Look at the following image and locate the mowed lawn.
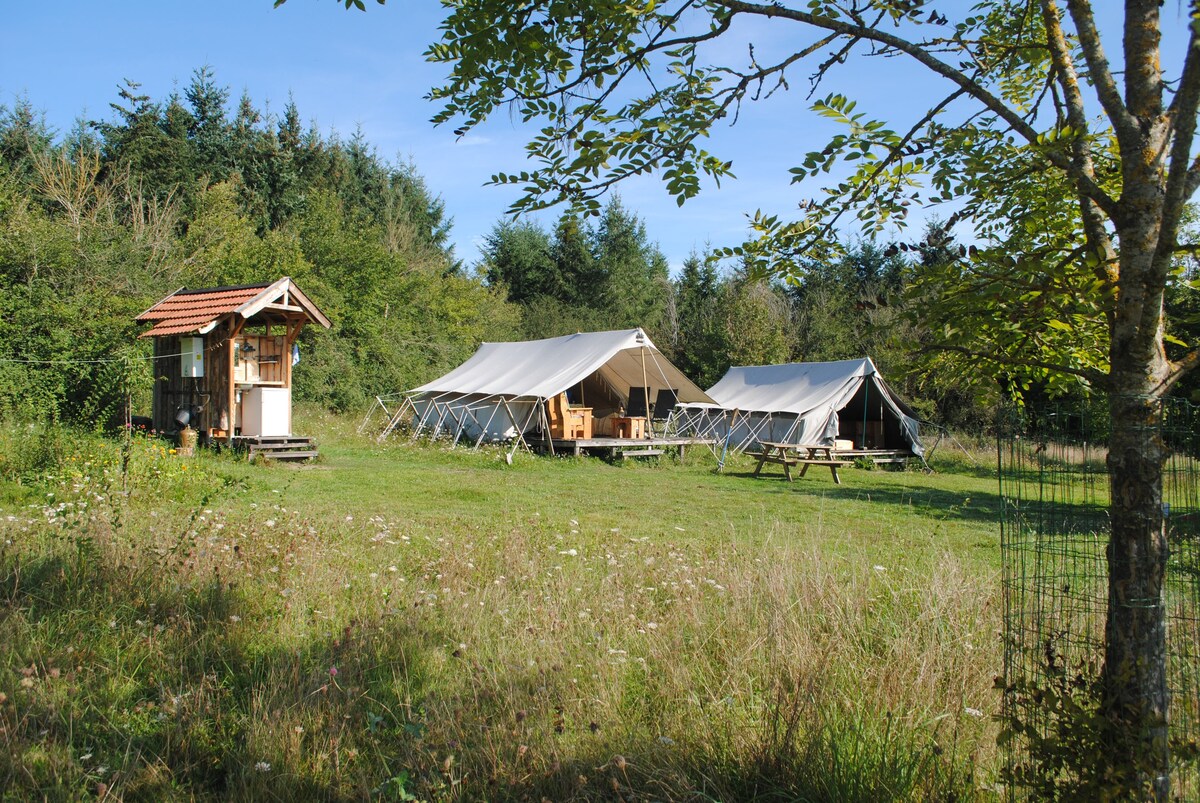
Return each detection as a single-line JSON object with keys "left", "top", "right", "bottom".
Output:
{"left": 0, "top": 410, "right": 1004, "bottom": 801}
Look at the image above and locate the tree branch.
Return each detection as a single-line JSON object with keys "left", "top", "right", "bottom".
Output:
{"left": 1158, "top": 347, "right": 1200, "bottom": 394}
{"left": 788, "top": 88, "right": 966, "bottom": 253}
{"left": 1184, "top": 152, "right": 1200, "bottom": 199}
{"left": 923, "top": 343, "right": 1111, "bottom": 388}
{"left": 535, "top": 33, "right": 839, "bottom": 205}
{"left": 533, "top": 2, "right": 719, "bottom": 101}
{"left": 1160, "top": 10, "right": 1200, "bottom": 256}
{"left": 1122, "top": 0, "right": 1165, "bottom": 119}
{"left": 1064, "top": 0, "right": 1135, "bottom": 140}
{"left": 716, "top": 0, "right": 1121, "bottom": 218}
{"left": 1041, "top": 0, "right": 1118, "bottom": 286}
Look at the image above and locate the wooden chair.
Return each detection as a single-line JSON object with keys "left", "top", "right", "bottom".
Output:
{"left": 547, "top": 393, "right": 591, "bottom": 439}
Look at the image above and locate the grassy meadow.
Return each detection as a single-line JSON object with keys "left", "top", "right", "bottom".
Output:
{"left": 0, "top": 410, "right": 1005, "bottom": 801}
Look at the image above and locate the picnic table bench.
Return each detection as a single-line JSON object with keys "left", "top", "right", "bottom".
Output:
{"left": 751, "top": 442, "right": 852, "bottom": 484}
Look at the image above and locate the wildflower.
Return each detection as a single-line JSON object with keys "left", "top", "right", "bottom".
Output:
{"left": 964, "top": 707, "right": 983, "bottom": 718}
{"left": 873, "top": 565, "right": 886, "bottom": 573}
{"left": 255, "top": 761, "right": 271, "bottom": 772}
{"left": 329, "top": 666, "right": 338, "bottom": 677}
{"left": 229, "top": 615, "right": 241, "bottom": 623}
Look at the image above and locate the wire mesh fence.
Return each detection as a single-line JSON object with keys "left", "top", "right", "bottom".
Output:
{"left": 999, "top": 396, "right": 1200, "bottom": 799}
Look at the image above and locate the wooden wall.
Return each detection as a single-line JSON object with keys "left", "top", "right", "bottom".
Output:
{"left": 148, "top": 316, "right": 303, "bottom": 441}
{"left": 150, "top": 331, "right": 232, "bottom": 439}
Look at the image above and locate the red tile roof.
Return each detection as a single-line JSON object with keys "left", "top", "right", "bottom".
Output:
{"left": 137, "top": 283, "right": 271, "bottom": 338}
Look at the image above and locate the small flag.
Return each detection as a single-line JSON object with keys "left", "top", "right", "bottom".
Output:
{"left": 292, "top": 343, "right": 301, "bottom": 366}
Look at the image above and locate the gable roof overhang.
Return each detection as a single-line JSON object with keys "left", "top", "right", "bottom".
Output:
{"left": 136, "top": 277, "right": 331, "bottom": 338}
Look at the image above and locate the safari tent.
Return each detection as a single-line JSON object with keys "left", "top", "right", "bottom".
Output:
{"left": 673, "top": 358, "right": 924, "bottom": 457}
{"left": 377, "top": 328, "right": 714, "bottom": 450}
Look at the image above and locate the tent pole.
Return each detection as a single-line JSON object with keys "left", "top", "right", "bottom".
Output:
{"left": 861, "top": 380, "right": 870, "bottom": 450}
{"left": 377, "top": 395, "right": 407, "bottom": 442}
{"left": 539, "top": 398, "right": 555, "bottom": 456}
{"left": 381, "top": 396, "right": 416, "bottom": 442}
{"left": 411, "top": 391, "right": 450, "bottom": 441}
{"left": 503, "top": 398, "right": 537, "bottom": 462}
{"left": 441, "top": 401, "right": 463, "bottom": 445}
{"left": 640, "top": 344, "right": 650, "bottom": 439}
{"left": 781, "top": 414, "right": 801, "bottom": 446}
{"left": 450, "top": 402, "right": 470, "bottom": 448}
{"left": 431, "top": 401, "right": 450, "bottom": 440}
{"left": 409, "top": 401, "right": 428, "bottom": 441}
{"left": 359, "top": 396, "right": 386, "bottom": 435}
{"left": 474, "top": 398, "right": 503, "bottom": 449}
{"left": 717, "top": 408, "right": 739, "bottom": 471}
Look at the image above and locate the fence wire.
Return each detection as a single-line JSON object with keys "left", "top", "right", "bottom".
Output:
{"left": 999, "top": 397, "right": 1200, "bottom": 799}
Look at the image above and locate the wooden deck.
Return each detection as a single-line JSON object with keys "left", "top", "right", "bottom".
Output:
{"left": 535, "top": 436, "right": 715, "bottom": 459}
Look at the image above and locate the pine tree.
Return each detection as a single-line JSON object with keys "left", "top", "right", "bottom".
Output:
{"left": 185, "top": 66, "right": 232, "bottom": 181}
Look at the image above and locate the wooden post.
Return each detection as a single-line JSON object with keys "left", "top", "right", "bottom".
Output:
{"left": 228, "top": 317, "right": 245, "bottom": 446}
{"left": 284, "top": 319, "right": 305, "bottom": 390}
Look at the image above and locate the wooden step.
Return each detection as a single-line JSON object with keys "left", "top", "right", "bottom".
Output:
{"left": 246, "top": 437, "right": 318, "bottom": 462}
{"left": 249, "top": 441, "right": 314, "bottom": 451}
{"left": 618, "top": 448, "right": 665, "bottom": 458}
{"left": 251, "top": 449, "right": 318, "bottom": 461}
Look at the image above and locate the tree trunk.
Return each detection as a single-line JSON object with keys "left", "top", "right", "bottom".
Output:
{"left": 1104, "top": 389, "right": 1171, "bottom": 799}
{"left": 1104, "top": 190, "right": 1173, "bottom": 797}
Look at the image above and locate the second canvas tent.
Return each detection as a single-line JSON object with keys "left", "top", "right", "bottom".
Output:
{"left": 673, "top": 358, "right": 924, "bottom": 456}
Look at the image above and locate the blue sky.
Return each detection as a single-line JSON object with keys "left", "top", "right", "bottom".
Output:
{"left": 1, "top": 2, "right": 1186, "bottom": 271}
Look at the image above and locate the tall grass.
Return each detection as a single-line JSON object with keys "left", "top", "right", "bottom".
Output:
{"left": 0, "top": 417, "right": 1002, "bottom": 800}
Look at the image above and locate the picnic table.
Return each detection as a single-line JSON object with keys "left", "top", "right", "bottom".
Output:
{"left": 751, "top": 442, "right": 852, "bottom": 484}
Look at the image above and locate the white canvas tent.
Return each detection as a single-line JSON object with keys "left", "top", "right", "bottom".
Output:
{"left": 673, "top": 358, "right": 924, "bottom": 456}
{"left": 379, "top": 329, "right": 714, "bottom": 450}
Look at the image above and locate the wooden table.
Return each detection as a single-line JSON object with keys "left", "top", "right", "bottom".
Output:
{"left": 752, "top": 442, "right": 851, "bottom": 484}
{"left": 611, "top": 416, "right": 648, "bottom": 439}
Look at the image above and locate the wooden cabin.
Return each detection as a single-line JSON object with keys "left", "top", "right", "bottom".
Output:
{"left": 136, "top": 277, "right": 331, "bottom": 458}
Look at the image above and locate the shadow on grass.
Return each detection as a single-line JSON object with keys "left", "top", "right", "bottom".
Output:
{"left": 721, "top": 467, "right": 1115, "bottom": 536}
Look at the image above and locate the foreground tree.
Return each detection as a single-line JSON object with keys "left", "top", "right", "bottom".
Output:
{"left": 405, "top": 0, "right": 1200, "bottom": 795}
